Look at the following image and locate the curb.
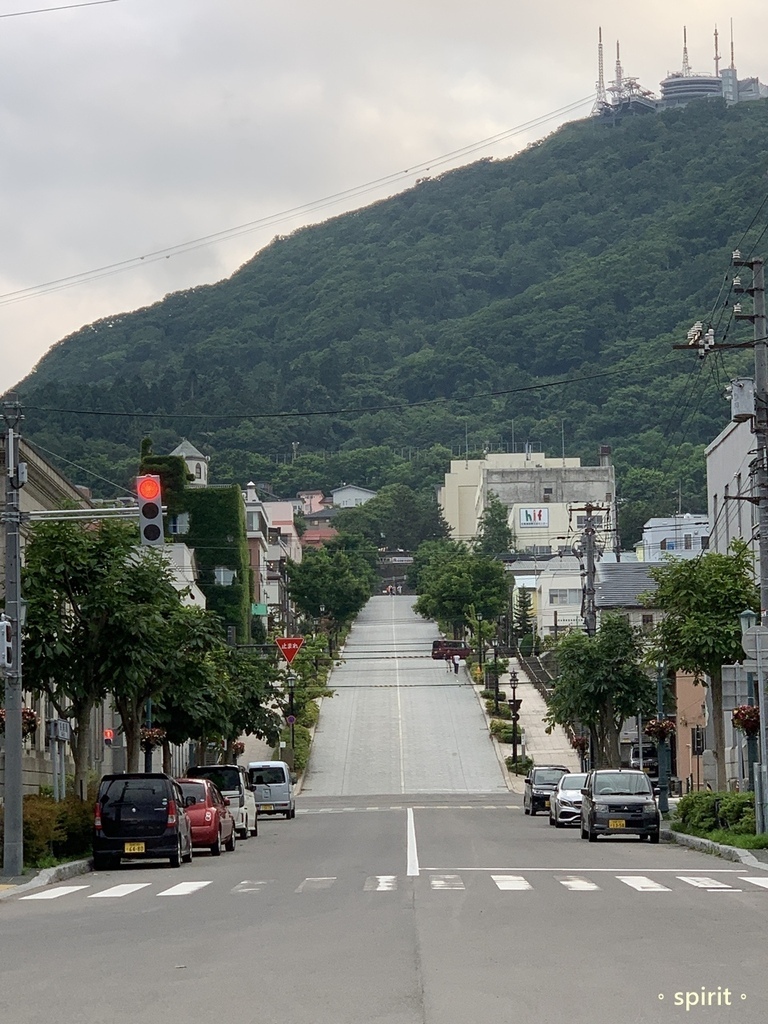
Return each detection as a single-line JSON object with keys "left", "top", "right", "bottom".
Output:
{"left": 0, "top": 857, "right": 92, "bottom": 902}
{"left": 662, "top": 827, "right": 768, "bottom": 870}
{"left": 468, "top": 673, "right": 519, "bottom": 793}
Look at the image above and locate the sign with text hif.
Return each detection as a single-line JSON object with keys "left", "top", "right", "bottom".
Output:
{"left": 275, "top": 636, "right": 305, "bottom": 665}
{"left": 519, "top": 507, "right": 549, "bottom": 528}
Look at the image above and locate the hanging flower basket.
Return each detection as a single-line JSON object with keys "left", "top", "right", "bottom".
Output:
{"left": 0, "top": 707, "right": 40, "bottom": 737}
{"left": 140, "top": 726, "right": 166, "bottom": 751}
{"left": 732, "top": 704, "right": 761, "bottom": 737}
{"left": 232, "top": 740, "right": 245, "bottom": 758}
{"left": 644, "top": 718, "right": 676, "bottom": 742}
{"left": 570, "top": 735, "right": 590, "bottom": 753}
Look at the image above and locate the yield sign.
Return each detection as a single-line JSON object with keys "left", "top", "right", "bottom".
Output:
{"left": 275, "top": 636, "right": 305, "bottom": 665}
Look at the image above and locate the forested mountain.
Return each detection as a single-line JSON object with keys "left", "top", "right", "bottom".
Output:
{"left": 13, "top": 98, "right": 767, "bottom": 539}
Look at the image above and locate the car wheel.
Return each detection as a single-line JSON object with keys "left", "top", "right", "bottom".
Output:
{"left": 530, "top": 807, "right": 537, "bottom": 817}
{"left": 524, "top": 806, "right": 530, "bottom": 816}
{"left": 587, "top": 824, "right": 597, "bottom": 843}
{"left": 555, "top": 819, "right": 564, "bottom": 829}
{"left": 580, "top": 821, "right": 588, "bottom": 840}
{"left": 224, "top": 826, "right": 236, "bottom": 852}
{"left": 649, "top": 829, "right": 660, "bottom": 845}
{"left": 170, "top": 837, "right": 182, "bottom": 868}
{"left": 549, "top": 813, "right": 555, "bottom": 826}
{"left": 210, "top": 830, "right": 222, "bottom": 856}
{"left": 239, "top": 816, "right": 249, "bottom": 840}
{"left": 250, "top": 817, "right": 258, "bottom": 837}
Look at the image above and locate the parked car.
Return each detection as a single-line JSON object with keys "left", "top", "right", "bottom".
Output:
{"left": 523, "top": 765, "right": 570, "bottom": 816}
{"left": 431, "top": 639, "right": 471, "bottom": 660}
{"left": 629, "top": 742, "right": 659, "bottom": 779}
{"left": 177, "top": 778, "right": 237, "bottom": 855}
{"left": 185, "top": 763, "right": 258, "bottom": 839}
{"left": 93, "top": 772, "right": 193, "bottom": 870}
{"left": 580, "top": 768, "right": 660, "bottom": 843}
{"left": 549, "top": 772, "right": 588, "bottom": 827}
{"left": 248, "top": 760, "right": 296, "bottom": 819}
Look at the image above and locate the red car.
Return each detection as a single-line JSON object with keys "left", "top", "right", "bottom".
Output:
{"left": 177, "top": 778, "right": 237, "bottom": 856}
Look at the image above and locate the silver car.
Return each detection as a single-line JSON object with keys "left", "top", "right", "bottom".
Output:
{"left": 549, "top": 772, "right": 588, "bottom": 828}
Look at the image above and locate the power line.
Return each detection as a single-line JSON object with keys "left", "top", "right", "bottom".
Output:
{"left": 0, "top": 0, "right": 121, "bottom": 16}
{"left": 0, "top": 95, "right": 594, "bottom": 308}
{"left": 25, "top": 369, "right": 619, "bottom": 422}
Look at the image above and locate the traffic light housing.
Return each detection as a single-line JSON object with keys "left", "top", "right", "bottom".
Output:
{"left": 136, "top": 475, "right": 164, "bottom": 546}
{"left": 0, "top": 615, "right": 12, "bottom": 670}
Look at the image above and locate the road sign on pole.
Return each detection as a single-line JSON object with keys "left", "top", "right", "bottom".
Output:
{"left": 276, "top": 637, "right": 305, "bottom": 665}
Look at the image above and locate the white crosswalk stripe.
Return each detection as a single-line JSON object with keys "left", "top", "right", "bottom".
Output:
{"left": 364, "top": 875, "right": 397, "bottom": 891}
{"left": 157, "top": 881, "right": 212, "bottom": 897}
{"left": 739, "top": 876, "right": 768, "bottom": 889}
{"left": 88, "top": 883, "right": 151, "bottom": 899}
{"left": 616, "top": 876, "right": 671, "bottom": 892}
{"left": 492, "top": 875, "right": 532, "bottom": 891}
{"left": 678, "top": 876, "right": 740, "bottom": 890}
{"left": 20, "top": 885, "right": 90, "bottom": 901}
{"left": 430, "top": 874, "right": 465, "bottom": 890}
{"left": 558, "top": 876, "right": 600, "bottom": 891}
{"left": 295, "top": 877, "right": 336, "bottom": 892}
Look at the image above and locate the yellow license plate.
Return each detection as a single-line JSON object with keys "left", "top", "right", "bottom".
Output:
{"left": 608, "top": 819, "right": 626, "bottom": 829}
{"left": 261, "top": 805, "right": 274, "bottom": 811}
{"left": 544, "top": 800, "right": 550, "bottom": 808}
{"left": 124, "top": 842, "right": 145, "bottom": 854}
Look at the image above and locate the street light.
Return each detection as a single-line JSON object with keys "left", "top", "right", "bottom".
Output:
{"left": 286, "top": 673, "right": 296, "bottom": 752}
{"left": 477, "top": 612, "right": 484, "bottom": 681}
{"left": 508, "top": 669, "right": 520, "bottom": 766}
{"left": 491, "top": 639, "right": 500, "bottom": 713}
{"left": 655, "top": 664, "right": 669, "bottom": 815}
{"left": 740, "top": 608, "right": 768, "bottom": 832}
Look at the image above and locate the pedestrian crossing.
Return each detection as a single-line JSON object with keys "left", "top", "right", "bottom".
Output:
{"left": 13, "top": 871, "right": 768, "bottom": 904}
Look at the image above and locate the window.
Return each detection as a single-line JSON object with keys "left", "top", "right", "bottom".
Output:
{"left": 684, "top": 534, "right": 692, "bottom": 550}
{"left": 168, "top": 512, "right": 189, "bottom": 536}
{"left": 660, "top": 538, "right": 675, "bottom": 551}
{"left": 701, "top": 535, "right": 709, "bottom": 550}
{"left": 575, "top": 515, "right": 603, "bottom": 528}
{"left": 549, "top": 589, "right": 581, "bottom": 606}
{"left": 195, "top": 463, "right": 202, "bottom": 479}
{"left": 642, "top": 614, "right": 654, "bottom": 632}
{"left": 214, "top": 566, "right": 236, "bottom": 586}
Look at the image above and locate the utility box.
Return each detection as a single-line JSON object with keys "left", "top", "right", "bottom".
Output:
{"left": 730, "top": 378, "right": 755, "bottom": 422}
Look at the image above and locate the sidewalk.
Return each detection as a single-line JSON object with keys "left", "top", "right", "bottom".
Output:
{"left": 472, "top": 657, "right": 581, "bottom": 793}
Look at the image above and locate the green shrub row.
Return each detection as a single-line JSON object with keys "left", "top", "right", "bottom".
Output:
{"left": 274, "top": 724, "right": 312, "bottom": 775}
{"left": 485, "top": 700, "right": 512, "bottom": 719}
{"left": 480, "top": 689, "right": 507, "bottom": 702}
{"left": 673, "top": 791, "right": 756, "bottom": 836}
{"left": 0, "top": 794, "right": 94, "bottom": 869}
{"left": 505, "top": 755, "right": 534, "bottom": 776}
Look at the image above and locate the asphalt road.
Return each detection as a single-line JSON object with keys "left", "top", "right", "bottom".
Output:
{"left": 2, "top": 597, "right": 768, "bottom": 1023}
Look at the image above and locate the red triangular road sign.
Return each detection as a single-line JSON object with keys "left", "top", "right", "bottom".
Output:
{"left": 275, "top": 636, "right": 305, "bottom": 664}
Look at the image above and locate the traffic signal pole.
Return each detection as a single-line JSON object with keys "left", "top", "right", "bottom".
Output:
{"left": 3, "top": 402, "right": 26, "bottom": 877}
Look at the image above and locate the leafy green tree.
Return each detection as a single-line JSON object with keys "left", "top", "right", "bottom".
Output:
{"left": 474, "top": 491, "right": 514, "bottom": 555}
{"left": 513, "top": 586, "right": 535, "bottom": 642}
{"left": 413, "top": 548, "right": 508, "bottom": 633}
{"left": 334, "top": 484, "right": 449, "bottom": 551}
{"left": 288, "top": 548, "right": 373, "bottom": 627}
{"left": 407, "top": 539, "right": 464, "bottom": 592}
{"left": 644, "top": 540, "right": 759, "bottom": 791}
{"left": 546, "top": 614, "right": 655, "bottom": 768}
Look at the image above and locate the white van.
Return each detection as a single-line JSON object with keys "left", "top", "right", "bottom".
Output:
{"left": 248, "top": 761, "right": 295, "bottom": 819}
{"left": 186, "top": 763, "right": 258, "bottom": 838}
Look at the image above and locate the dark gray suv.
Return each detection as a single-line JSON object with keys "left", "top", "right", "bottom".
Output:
{"left": 580, "top": 769, "right": 660, "bottom": 843}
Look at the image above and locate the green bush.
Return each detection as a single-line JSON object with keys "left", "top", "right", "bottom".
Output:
{"left": 489, "top": 718, "right": 522, "bottom": 740}
{"left": 673, "top": 791, "right": 757, "bottom": 837}
{"left": 274, "top": 724, "right": 312, "bottom": 775}
{"left": 505, "top": 755, "right": 534, "bottom": 775}
{"left": 53, "top": 796, "right": 95, "bottom": 859}
{"left": 296, "top": 699, "right": 320, "bottom": 729}
{"left": 480, "top": 689, "right": 506, "bottom": 702}
{"left": 486, "top": 700, "right": 511, "bottom": 719}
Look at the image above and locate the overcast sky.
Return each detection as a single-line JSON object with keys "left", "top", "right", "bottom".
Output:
{"left": 2, "top": 0, "right": 767, "bottom": 392}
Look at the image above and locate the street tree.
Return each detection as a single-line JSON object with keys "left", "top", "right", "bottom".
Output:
{"left": 644, "top": 540, "right": 759, "bottom": 791}
{"left": 22, "top": 519, "right": 142, "bottom": 796}
{"left": 474, "top": 491, "right": 514, "bottom": 556}
{"left": 546, "top": 613, "right": 655, "bottom": 768}
{"left": 288, "top": 547, "right": 373, "bottom": 627}
{"left": 413, "top": 549, "right": 508, "bottom": 633}
{"left": 513, "top": 585, "right": 535, "bottom": 644}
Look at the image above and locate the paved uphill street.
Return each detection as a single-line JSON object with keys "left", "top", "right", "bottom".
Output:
{"left": 2, "top": 597, "right": 768, "bottom": 1024}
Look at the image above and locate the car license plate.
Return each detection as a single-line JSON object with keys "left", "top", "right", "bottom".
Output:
{"left": 124, "top": 842, "right": 145, "bottom": 853}
{"left": 544, "top": 800, "right": 550, "bottom": 808}
{"left": 261, "top": 804, "right": 274, "bottom": 811}
{"left": 608, "top": 819, "right": 626, "bottom": 829}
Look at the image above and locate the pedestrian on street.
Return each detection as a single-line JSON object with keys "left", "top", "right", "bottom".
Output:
{"left": 452, "top": 653, "right": 460, "bottom": 675}
{"left": 445, "top": 653, "right": 451, "bottom": 672}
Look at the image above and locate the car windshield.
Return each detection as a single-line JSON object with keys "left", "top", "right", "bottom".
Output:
{"left": 251, "top": 767, "right": 286, "bottom": 786}
{"left": 631, "top": 745, "right": 656, "bottom": 759}
{"left": 189, "top": 766, "right": 241, "bottom": 792}
{"left": 179, "top": 782, "right": 208, "bottom": 804}
{"left": 532, "top": 769, "right": 567, "bottom": 786}
{"left": 560, "top": 774, "right": 587, "bottom": 790}
{"left": 593, "top": 773, "right": 653, "bottom": 796}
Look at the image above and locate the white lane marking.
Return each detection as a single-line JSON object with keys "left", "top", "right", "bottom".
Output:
{"left": 492, "top": 875, "right": 532, "bottom": 891}
{"left": 157, "top": 881, "right": 212, "bottom": 897}
{"left": 88, "top": 883, "right": 151, "bottom": 899}
{"left": 678, "top": 876, "right": 739, "bottom": 890}
{"left": 430, "top": 874, "right": 465, "bottom": 890}
{"left": 295, "top": 877, "right": 336, "bottom": 892}
{"left": 364, "top": 875, "right": 397, "bottom": 891}
{"left": 558, "top": 876, "right": 600, "bottom": 891}
{"left": 392, "top": 604, "right": 405, "bottom": 793}
{"left": 617, "top": 876, "right": 671, "bottom": 892}
{"left": 420, "top": 867, "right": 740, "bottom": 872}
{"left": 20, "top": 885, "right": 89, "bottom": 901}
{"left": 406, "top": 807, "right": 420, "bottom": 877}
{"left": 740, "top": 877, "right": 768, "bottom": 889}
{"left": 231, "top": 880, "right": 273, "bottom": 893}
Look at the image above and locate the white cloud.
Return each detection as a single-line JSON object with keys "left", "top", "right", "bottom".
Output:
{"left": 1, "top": 0, "right": 767, "bottom": 388}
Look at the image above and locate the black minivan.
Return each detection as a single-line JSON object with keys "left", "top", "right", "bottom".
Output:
{"left": 93, "top": 773, "right": 193, "bottom": 870}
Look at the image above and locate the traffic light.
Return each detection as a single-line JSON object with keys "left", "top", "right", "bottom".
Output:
{"left": 136, "top": 475, "right": 164, "bottom": 546}
{"left": 0, "top": 615, "right": 12, "bottom": 670}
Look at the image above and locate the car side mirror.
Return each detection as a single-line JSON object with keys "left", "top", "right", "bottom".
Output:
{"left": 291, "top": 774, "right": 298, "bottom": 785}
{"left": 185, "top": 796, "right": 195, "bottom": 807}
{"left": 581, "top": 788, "right": 588, "bottom": 796}
{"left": 653, "top": 787, "right": 660, "bottom": 797}
{"left": 224, "top": 797, "right": 231, "bottom": 805}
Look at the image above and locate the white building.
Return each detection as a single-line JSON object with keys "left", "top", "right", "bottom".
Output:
{"left": 330, "top": 484, "right": 377, "bottom": 507}
{"left": 169, "top": 438, "right": 209, "bottom": 487}
{"left": 638, "top": 514, "right": 710, "bottom": 561}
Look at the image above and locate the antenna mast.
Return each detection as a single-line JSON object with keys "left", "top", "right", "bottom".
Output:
{"left": 730, "top": 17, "right": 735, "bottom": 69}
{"left": 592, "top": 26, "right": 607, "bottom": 112}
{"left": 714, "top": 24, "right": 721, "bottom": 76}
{"left": 614, "top": 40, "right": 623, "bottom": 93}
{"left": 682, "top": 26, "right": 691, "bottom": 76}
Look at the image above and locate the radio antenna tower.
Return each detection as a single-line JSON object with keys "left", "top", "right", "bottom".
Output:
{"left": 592, "top": 26, "right": 607, "bottom": 113}
{"left": 682, "top": 26, "right": 691, "bottom": 76}
{"left": 714, "top": 24, "right": 721, "bottom": 76}
{"left": 614, "top": 39, "right": 624, "bottom": 93}
{"left": 729, "top": 17, "right": 735, "bottom": 69}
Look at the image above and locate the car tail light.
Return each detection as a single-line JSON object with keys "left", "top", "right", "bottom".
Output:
{"left": 94, "top": 802, "right": 102, "bottom": 829}
{"left": 167, "top": 800, "right": 178, "bottom": 826}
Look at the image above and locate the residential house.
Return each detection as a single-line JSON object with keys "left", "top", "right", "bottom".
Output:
{"left": 330, "top": 484, "right": 377, "bottom": 507}
{"left": 637, "top": 514, "right": 709, "bottom": 561}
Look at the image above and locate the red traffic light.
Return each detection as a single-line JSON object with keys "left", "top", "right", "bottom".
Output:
{"left": 137, "top": 476, "right": 161, "bottom": 500}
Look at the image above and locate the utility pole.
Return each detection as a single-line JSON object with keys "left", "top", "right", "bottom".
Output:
{"left": 733, "top": 254, "right": 768, "bottom": 619}
{"left": 572, "top": 502, "right": 607, "bottom": 638}
{"left": 2, "top": 399, "right": 27, "bottom": 877}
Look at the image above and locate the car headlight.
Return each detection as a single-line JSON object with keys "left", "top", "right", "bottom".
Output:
{"left": 532, "top": 789, "right": 548, "bottom": 797}
{"left": 595, "top": 803, "right": 611, "bottom": 812}
{"left": 642, "top": 801, "right": 657, "bottom": 811}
